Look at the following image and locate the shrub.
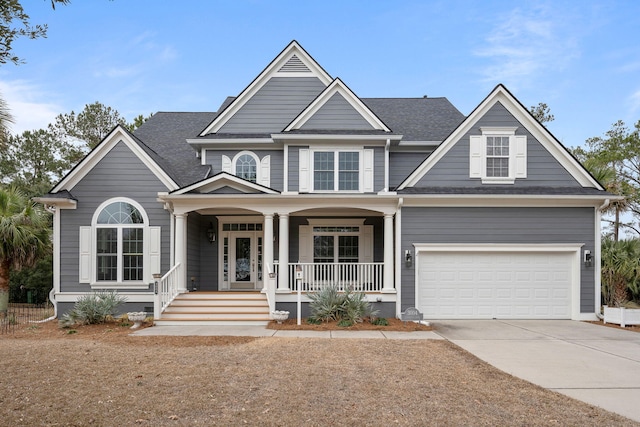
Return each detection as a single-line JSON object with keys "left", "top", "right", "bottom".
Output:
{"left": 308, "top": 285, "right": 378, "bottom": 324}
{"left": 601, "top": 238, "right": 640, "bottom": 307}
{"left": 371, "top": 317, "right": 389, "bottom": 326}
{"left": 59, "top": 291, "right": 128, "bottom": 327}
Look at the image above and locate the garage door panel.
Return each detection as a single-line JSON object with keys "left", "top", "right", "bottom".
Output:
{"left": 418, "top": 251, "right": 572, "bottom": 319}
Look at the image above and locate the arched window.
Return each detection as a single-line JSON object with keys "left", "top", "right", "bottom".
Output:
{"left": 95, "top": 200, "right": 146, "bottom": 282}
{"left": 235, "top": 153, "right": 257, "bottom": 182}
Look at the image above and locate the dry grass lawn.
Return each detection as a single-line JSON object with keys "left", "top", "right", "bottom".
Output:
{"left": 1, "top": 320, "right": 638, "bottom": 426}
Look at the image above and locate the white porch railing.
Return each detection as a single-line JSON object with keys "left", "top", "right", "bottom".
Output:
{"left": 278, "top": 262, "right": 384, "bottom": 292}
{"left": 153, "top": 263, "right": 181, "bottom": 319}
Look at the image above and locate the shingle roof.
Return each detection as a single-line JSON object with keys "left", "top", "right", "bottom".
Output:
{"left": 132, "top": 97, "right": 465, "bottom": 187}
{"left": 133, "top": 112, "right": 217, "bottom": 187}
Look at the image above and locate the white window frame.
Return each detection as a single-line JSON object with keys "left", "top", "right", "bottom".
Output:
{"left": 81, "top": 197, "right": 160, "bottom": 289}
{"left": 299, "top": 218, "right": 373, "bottom": 263}
{"left": 470, "top": 127, "right": 526, "bottom": 184}
{"left": 222, "top": 151, "right": 271, "bottom": 187}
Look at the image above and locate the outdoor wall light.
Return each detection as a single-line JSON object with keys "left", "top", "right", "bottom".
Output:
{"left": 190, "top": 276, "right": 197, "bottom": 291}
{"left": 584, "top": 250, "right": 593, "bottom": 267}
{"left": 405, "top": 250, "right": 412, "bottom": 267}
{"left": 207, "top": 222, "right": 216, "bottom": 243}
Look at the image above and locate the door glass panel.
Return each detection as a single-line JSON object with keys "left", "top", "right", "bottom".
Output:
{"left": 235, "top": 237, "right": 251, "bottom": 281}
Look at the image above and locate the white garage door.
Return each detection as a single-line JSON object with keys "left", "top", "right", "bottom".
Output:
{"left": 418, "top": 251, "right": 573, "bottom": 319}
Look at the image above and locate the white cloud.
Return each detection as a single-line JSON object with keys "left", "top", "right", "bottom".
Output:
{"left": 473, "top": 5, "right": 580, "bottom": 88}
{"left": 0, "top": 80, "right": 63, "bottom": 135}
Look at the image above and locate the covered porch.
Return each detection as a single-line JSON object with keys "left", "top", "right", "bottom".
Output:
{"left": 154, "top": 192, "right": 399, "bottom": 321}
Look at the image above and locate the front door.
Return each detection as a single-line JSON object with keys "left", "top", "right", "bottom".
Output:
{"left": 229, "top": 232, "right": 261, "bottom": 290}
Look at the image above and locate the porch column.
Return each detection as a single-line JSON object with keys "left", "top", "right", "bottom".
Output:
{"left": 262, "top": 213, "right": 274, "bottom": 292}
{"left": 382, "top": 213, "right": 395, "bottom": 293}
{"left": 278, "top": 213, "right": 290, "bottom": 291}
{"left": 174, "top": 212, "right": 188, "bottom": 293}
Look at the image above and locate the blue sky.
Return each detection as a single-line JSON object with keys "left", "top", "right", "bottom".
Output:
{"left": 2, "top": 0, "right": 639, "bottom": 149}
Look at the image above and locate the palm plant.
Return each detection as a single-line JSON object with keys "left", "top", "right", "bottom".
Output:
{"left": 601, "top": 238, "right": 640, "bottom": 307}
{"left": 0, "top": 186, "right": 51, "bottom": 318}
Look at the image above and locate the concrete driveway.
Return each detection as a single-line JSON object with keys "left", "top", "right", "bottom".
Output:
{"left": 434, "top": 320, "right": 640, "bottom": 423}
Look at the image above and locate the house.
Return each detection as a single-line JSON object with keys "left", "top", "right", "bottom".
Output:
{"left": 36, "top": 41, "right": 611, "bottom": 324}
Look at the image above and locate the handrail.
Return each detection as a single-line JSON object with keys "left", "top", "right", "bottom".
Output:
{"left": 153, "top": 263, "right": 181, "bottom": 319}
{"left": 287, "top": 262, "right": 384, "bottom": 292}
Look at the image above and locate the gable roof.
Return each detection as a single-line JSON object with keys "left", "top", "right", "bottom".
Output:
{"left": 171, "top": 172, "right": 279, "bottom": 195}
{"left": 397, "top": 84, "right": 604, "bottom": 190}
{"left": 52, "top": 125, "right": 179, "bottom": 193}
{"left": 284, "top": 78, "right": 391, "bottom": 132}
{"left": 199, "top": 40, "right": 333, "bottom": 136}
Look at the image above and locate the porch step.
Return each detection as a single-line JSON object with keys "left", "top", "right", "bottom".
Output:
{"left": 155, "top": 291, "right": 271, "bottom": 326}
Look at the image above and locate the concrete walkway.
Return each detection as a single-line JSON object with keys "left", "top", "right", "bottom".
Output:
{"left": 132, "top": 325, "right": 443, "bottom": 340}
{"left": 433, "top": 320, "right": 640, "bottom": 423}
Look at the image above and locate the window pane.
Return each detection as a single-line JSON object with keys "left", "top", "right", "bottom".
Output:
{"left": 313, "top": 235, "right": 334, "bottom": 263}
{"left": 486, "top": 158, "right": 509, "bottom": 177}
{"left": 338, "top": 236, "right": 359, "bottom": 262}
{"left": 236, "top": 154, "right": 257, "bottom": 182}
{"left": 96, "top": 228, "right": 117, "bottom": 281}
{"left": 314, "top": 152, "right": 334, "bottom": 190}
{"left": 338, "top": 152, "right": 359, "bottom": 190}
{"left": 123, "top": 228, "right": 143, "bottom": 281}
{"left": 97, "top": 202, "right": 143, "bottom": 224}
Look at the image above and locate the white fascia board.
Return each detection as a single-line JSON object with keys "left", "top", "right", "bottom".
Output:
{"left": 272, "top": 133, "right": 400, "bottom": 142}
{"left": 200, "top": 41, "right": 333, "bottom": 136}
{"left": 398, "top": 85, "right": 603, "bottom": 190}
{"left": 397, "top": 140, "right": 441, "bottom": 147}
{"left": 187, "top": 138, "right": 275, "bottom": 146}
{"left": 32, "top": 197, "right": 77, "bottom": 209}
{"left": 413, "top": 243, "right": 584, "bottom": 253}
{"left": 172, "top": 173, "right": 279, "bottom": 195}
{"left": 400, "top": 193, "right": 610, "bottom": 208}
{"left": 52, "top": 126, "right": 179, "bottom": 192}
{"left": 284, "top": 78, "right": 391, "bottom": 132}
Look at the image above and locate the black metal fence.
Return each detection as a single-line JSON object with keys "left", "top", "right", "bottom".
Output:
{"left": 0, "top": 287, "right": 54, "bottom": 334}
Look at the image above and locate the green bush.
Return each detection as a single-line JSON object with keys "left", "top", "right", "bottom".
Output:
{"left": 601, "top": 238, "right": 640, "bottom": 306}
{"left": 371, "top": 317, "right": 389, "bottom": 326}
{"left": 308, "top": 285, "right": 378, "bottom": 324}
{"left": 59, "top": 291, "right": 127, "bottom": 327}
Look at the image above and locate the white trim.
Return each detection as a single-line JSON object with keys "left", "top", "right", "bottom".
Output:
{"left": 55, "top": 292, "right": 154, "bottom": 303}
{"left": 90, "top": 197, "right": 152, "bottom": 287}
{"left": 53, "top": 126, "right": 178, "bottom": 192}
{"left": 398, "top": 85, "right": 603, "bottom": 190}
{"left": 284, "top": 78, "right": 390, "bottom": 132}
{"left": 308, "top": 147, "right": 365, "bottom": 193}
{"left": 231, "top": 150, "right": 260, "bottom": 182}
{"left": 272, "top": 133, "right": 399, "bottom": 141}
{"left": 171, "top": 172, "right": 278, "bottom": 195}
{"left": 400, "top": 193, "right": 610, "bottom": 208}
{"left": 200, "top": 41, "right": 333, "bottom": 136}
{"left": 413, "top": 243, "right": 583, "bottom": 320}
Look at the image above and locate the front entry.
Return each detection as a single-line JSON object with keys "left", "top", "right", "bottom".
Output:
{"left": 219, "top": 222, "right": 263, "bottom": 291}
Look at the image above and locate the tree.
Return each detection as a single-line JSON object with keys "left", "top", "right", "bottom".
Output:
{"left": 576, "top": 120, "right": 640, "bottom": 239}
{"left": 49, "top": 101, "right": 128, "bottom": 152}
{"left": 0, "top": 0, "right": 70, "bottom": 65}
{"left": 127, "top": 113, "right": 154, "bottom": 132}
{"left": 529, "top": 102, "right": 555, "bottom": 124}
{"left": 0, "top": 186, "right": 50, "bottom": 318}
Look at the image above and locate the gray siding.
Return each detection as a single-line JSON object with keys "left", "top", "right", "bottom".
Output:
{"left": 300, "top": 93, "right": 375, "bottom": 130}
{"left": 389, "top": 151, "right": 432, "bottom": 189}
{"left": 288, "top": 146, "right": 303, "bottom": 192}
{"left": 368, "top": 146, "right": 385, "bottom": 192}
{"left": 187, "top": 213, "right": 201, "bottom": 291}
{"left": 205, "top": 150, "right": 284, "bottom": 191}
{"left": 400, "top": 207, "right": 596, "bottom": 313}
{"left": 218, "top": 77, "right": 326, "bottom": 133}
{"left": 415, "top": 102, "right": 581, "bottom": 188}
{"left": 60, "top": 141, "right": 171, "bottom": 293}
{"left": 198, "top": 215, "right": 218, "bottom": 291}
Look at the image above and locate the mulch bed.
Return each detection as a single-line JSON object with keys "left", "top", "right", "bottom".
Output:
{"left": 267, "top": 317, "right": 432, "bottom": 331}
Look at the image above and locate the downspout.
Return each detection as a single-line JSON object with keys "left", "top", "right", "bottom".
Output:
{"left": 384, "top": 138, "right": 390, "bottom": 192}
{"left": 595, "top": 198, "right": 610, "bottom": 320}
{"left": 40, "top": 204, "right": 58, "bottom": 322}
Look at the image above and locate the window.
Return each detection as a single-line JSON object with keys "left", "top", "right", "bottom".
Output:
{"left": 235, "top": 154, "right": 257, "bottom": 182}
{"left": 313, "top": 151, "right": 360, "bottom": 191}
{"left": 96, "top": 201, "right": 144, "bottom": 282}
{"left": 469, "top": 127, "right": 527, "bottom": 184}
{"left": 80, "top": 198, "right": 160, "bottom": 288}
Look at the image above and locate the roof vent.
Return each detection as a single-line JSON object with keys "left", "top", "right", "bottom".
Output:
{"left": 278, "top": 54, "right": 311, "bottom": 73}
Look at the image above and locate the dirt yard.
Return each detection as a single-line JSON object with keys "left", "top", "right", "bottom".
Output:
{"left": 1, "top": 320, "right": 637, "bottom": 426}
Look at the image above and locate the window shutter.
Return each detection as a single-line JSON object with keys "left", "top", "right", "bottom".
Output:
{"left": 514, "top": 135, "right": 527, "bottom": 178}
{"left": 260, "top": 155, "right": 271, "bottom": 188}
{"left": 361, "top": 225, "right": 373, "bottom": 262}
{"left": 79, "top": 226, "right": 91, "bottom": 283}
{"left": 299, "top": 149, "right": 310, "bottom": 192}
{"left": 149, "top": 226, "right": 161, "bottom": 280}
{"left": 298, "top": 225, "right": 311, "bottom": 263}
{"left": 469, "top": 135, "right": 483, "bottom": 178}
{"left": 363, "top": 149, "right": 374, "bottom": 192}
{"left": 222, "top": 155, "right": 232, "bottom": 173}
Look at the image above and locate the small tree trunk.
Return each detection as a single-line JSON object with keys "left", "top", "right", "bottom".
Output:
{"left": 614, "top": 207, "right": 620, "bottom": 242}
{"left": 0, "top": 259, "right": 10, "bottom": 319}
